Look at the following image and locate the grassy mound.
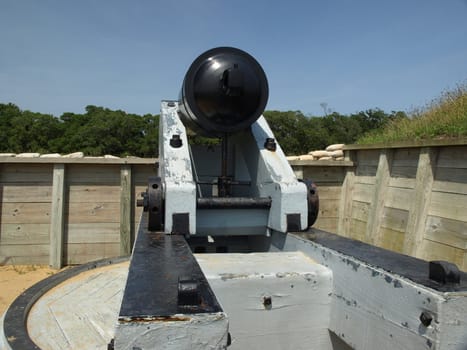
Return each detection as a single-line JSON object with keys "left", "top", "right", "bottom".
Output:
{"left": 357, "top": 84, "right": 467, "bottom": 144}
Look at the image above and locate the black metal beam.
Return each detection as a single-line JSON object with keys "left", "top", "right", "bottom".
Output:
{"left": 118, "top": 213, "right": 222, "bottom": 320}
{"left": 197, "top": 197, "right": 271, "bottom": 209}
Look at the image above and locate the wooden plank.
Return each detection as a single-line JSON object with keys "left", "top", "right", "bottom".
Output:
{"left": 66, "top": 202, "right": 120, "bottom": 223}
{"left": 66, "top": 164, "right": 120, "bottom": 184}
{"left": 64, "top": 243, "right": 120, "bottom": 264}
{"left": 354, "top": 165, "right": 377, "bottom": 185}
{"left": 0, "top": 224, "right": 50, "bottom": 244}
{"left": 314, "top": 185, "right": 342, "bottom": 200}
{"left": 68, "top": 185, "right": 120, "bottom": 202}
{"left": 437, "top": 145, "right": 467, "bottom": 168}
{"left": 356, "top": 149, "right": 380, "bottom": 166}
{"left": 318, "top": 199, "right": 339, "bottom": 217}
{"left": 388, "top": 174, "right": 415, "bottom": 190}
{"left": 313, "top": 217, "right": 338, "bottom": 233}
{"left": 365, "top": 149, "right": 393, "bottom": 245}
{"left": 66, "top": 223, "right": 120, "bottom": 244}
{"left": 0, "top": 244, "right": 49, "bottom": 265}
{"left": 380, "top": 227, "right": 405, "bottom": 254}
{"left": 424, "top": 216, "right": 467, "bottom": 250}
{"left": 0, "top": 157, "right": 157, "bottom": 165}
{"left": 419, "top": 239, "right": 465, "bottom": 270}
{"left": 27, "top": 262, "right": 128, "bottom": 349}
{"left": 1, "top": 184, "right": 53, "bottom": 203}
{"left": 50, "top": 163, "right": 66, "bottom": 269}
{"left": 132, "top": 164, "right": 157, "bottom": 184}
{"left": 432, "top": 167, "right": 467, "bottom": 195}
{"left": 403, "top": 148, "right": 438, "bottom": 257}
{"left": 120, "top": 165, "right": 132, "bottom": 255}
{"left": 0, "top": 163, "right": 53, "bottom": 183}
{"left": 389, "top": 163, "right": 417, "bottom": 189}
{"left": 381, "top": 207, "right": 409, "bottom": 233}
{"left": 392, "top": 148, "right": 420, "bottom": 167}
{"left": 429, "top": 191, "right": 467, "bottom": 222}
{"left": 384, "top": 187, "right": 413, "bottom": 211}
{"left": 288, "top": 159, "right": 354, "bottom": 167}
{"left": 302, "top": 166, "right": 346, "bottom": 183}
{"left": 353, "top": 183, "right": 374, "bottom": 203}
{"left": 337, "top": 162, "right": 355, "bottom": 237}
{"left": 1, "top": 203, "right": 51, "bottom": 224}
{"left": 348, "top": 219, "right": 367, "bottom": 242}
{"left": 350, "top": 200, "right": 370, "bottom": 223}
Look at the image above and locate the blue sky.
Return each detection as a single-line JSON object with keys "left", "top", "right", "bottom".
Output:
{"left": 1, "top": 0, "right": 467, "bottom": 117}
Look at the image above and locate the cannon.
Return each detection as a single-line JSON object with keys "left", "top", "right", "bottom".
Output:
{"left": 141, "top": 46, "right": 318, "bottom": 235}
{"left": 3, "top": 47, "right": 467, "bottom": 350}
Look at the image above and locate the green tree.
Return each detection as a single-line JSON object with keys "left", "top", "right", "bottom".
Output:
{"left": 264, "top": 110, "right": 313, "bottom": 155}
{"left": 0, "top": 103, "right": 61, "bottom": 153}
{"left": 53, "top": 106, "right": 159, "bottom": 157}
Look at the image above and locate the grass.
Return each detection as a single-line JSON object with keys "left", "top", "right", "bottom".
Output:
{"left": 357, "top": 83, "right": 467, "bottom": 144}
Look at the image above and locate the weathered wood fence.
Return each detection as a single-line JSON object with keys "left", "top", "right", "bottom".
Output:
{"left": 1, "top": 139, "right": 466, "bottom": 271}
{"left": 0, "top": 157, "right": 156, "bottom": 268}
{"left": 291, "top": 139, "right": 467, "bottom": 271}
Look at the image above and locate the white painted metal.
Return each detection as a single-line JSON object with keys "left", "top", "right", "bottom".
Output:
{"left": 196, "top": 209, "right": 269, "bottom": 236}
{"left": 114, "top": 313, "right": 229, "bottom": 350}
{"left": 160, "top": 105, "right": 308, "bottom": 236}
{"left": 274, "top": 233, "right": 467, "bottom": 350}
{"left": 252, "top": 117, "right": 308, "bottom": 232}
{"left": 159, "top": 101, "right": 196, "bottom": 234}
{"left": 234, "top": 116, "right": 308, "bottom": 233}
{"left": 2, "top": 236, "right": 466, "bottom": 349}
{"left": 196, "top": 252, "right": 334, "bottom": 350}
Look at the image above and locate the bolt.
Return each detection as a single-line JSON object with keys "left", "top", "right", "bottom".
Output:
{"left": 170, "top": 134, "right": 183, "bottom": 148}
{"left": 420, "top": 311, "right": 433, "bottom": 327}
{"left": 178, "top": 278, "right": 199, "bottom": 306}
{"left": 263, "top": 296, "right": 272, "bottom": 310}
{"left": 264, "top": 138, "right": 277, "bottom": 151}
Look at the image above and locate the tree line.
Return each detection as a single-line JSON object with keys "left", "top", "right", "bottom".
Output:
{"left": 0, "top": 103, "right": 407, "bottom": 157}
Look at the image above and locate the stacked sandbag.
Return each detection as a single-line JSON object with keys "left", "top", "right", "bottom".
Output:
{"left": 286, "top": 154, "right": 315, "bottom": 161}
{"left": 0, "top": 152, "right": 124, "bottom": 159}
{"left": 326, "top": 143, "right": 345, "bottom": 160}
{"left": 286, "top": 144, "right": 345, "bottom": 162}
{"left": 309, "top": 144, "right": 345, "bottom": 161}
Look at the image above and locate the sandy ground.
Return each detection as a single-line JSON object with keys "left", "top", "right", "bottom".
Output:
{"left": 0, "top": 265, "right": 59, "bottom": 315}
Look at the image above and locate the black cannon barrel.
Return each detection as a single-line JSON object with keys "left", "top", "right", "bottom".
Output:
{"left": 179, "top": 47, "right": 269, "bottom": 136}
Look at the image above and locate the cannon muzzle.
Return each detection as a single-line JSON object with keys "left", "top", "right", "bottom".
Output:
{"left": 179, "top": 47, "right": 269, "bottom": 136}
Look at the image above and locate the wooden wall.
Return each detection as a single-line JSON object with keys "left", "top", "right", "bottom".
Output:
{"left": 338, "top": 141, "right": 467, "bottom": 271}
{"left": 0, "top": 163, "right": 53, "bottom": 265}
{"left": 0, "top": 158, "right": 157, "bottom": 267}
{"left": 291, "top": 140, "right": 467, "bottom": 271}
{"left": 291, "top": 160, "right": 353, "bottom": 233}
{"left": 1, "top": 140, "right": 466, "bottom": 272}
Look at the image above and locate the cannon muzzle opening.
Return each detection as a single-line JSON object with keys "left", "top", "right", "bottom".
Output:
{"left": 179, "top": 47, "right": 269, "bottom": 136}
